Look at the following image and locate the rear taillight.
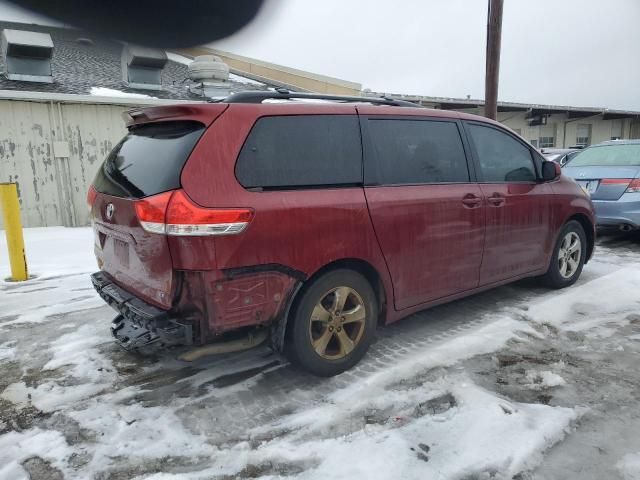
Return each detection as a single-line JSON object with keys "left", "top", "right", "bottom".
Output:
{"left": 134, "top": 189, "right": 254, "bottom": 236}
{"left": 87, "top": 185, "right": 98, "bottom": 212}
{"left": 626, "top": 179, "right": 640, "bottom": 193}
{"left": 601, "top": 178, "right": 632, "bottom": 185}
{"left": 134, "top": 191, "right": 173, "bottom": 234}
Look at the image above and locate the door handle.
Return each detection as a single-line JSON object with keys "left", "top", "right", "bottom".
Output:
{"left": 487, "top": 193, "right": 505, "bottom": 206}
{"left": 462, "top": 194, "right": 482, "bottom": 208}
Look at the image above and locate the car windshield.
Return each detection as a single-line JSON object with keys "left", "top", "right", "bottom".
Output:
{"left": 543, "top": 153, "right": 562, "bottom": 162}
{"left": 568, "top": 144, "right": 640, "bottom": 167}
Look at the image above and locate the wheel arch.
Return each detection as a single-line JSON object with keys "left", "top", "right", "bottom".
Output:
{"left": 566, "top": 213, "right": 595, "bottom": 262}
{"left": 274, "top": 258, "right": 389, "bottom": 352}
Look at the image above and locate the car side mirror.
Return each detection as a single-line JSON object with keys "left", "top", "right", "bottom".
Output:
{"left": 542, "top": 160, "right": 561, "bottom": 182}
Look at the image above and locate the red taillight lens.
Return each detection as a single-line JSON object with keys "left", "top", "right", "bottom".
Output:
{"left": 626, "top": 179, "right": 640, "bottom": 193}
{"left": 134, "top": 189, "right": 253, "bottom": 236}
{"left": 87, "top": 185, "right": 98, "bottom": 212}
{"left": 601, "top": 178, "right": 632, "bottom": 185}
{"left": 134, "top": 191, "right": 173, "bottom": 234}
{"left": 165, "top": 190, "right": 253, "bottom": 236}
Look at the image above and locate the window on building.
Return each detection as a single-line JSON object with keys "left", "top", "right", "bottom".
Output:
{"left": 236, "top": 115, "right": 362, "bottom": 189}
{"left": 538, "top": 124, "right": 556, "bottom": 148}
{"left": 466, "top": 123, "right": 537, "bottom": 183}
{"left": 611, "top": 120, "right": 624, "bottom": 140}
{"left": 364, "top": 119, "right": 469, "bottom": 185}
{"left": 576, "top": 124, "right": 592, "bottom": 147}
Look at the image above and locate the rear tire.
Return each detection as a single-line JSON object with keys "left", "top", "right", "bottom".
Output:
{"left": 541, "top": 220, "right": 587, "bottom": 289}
{"left": 286, "top": 269, "right": 377, "bottom": 377}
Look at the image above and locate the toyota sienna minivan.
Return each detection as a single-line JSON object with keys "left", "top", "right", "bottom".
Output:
{"left": 89, "top": 90, "right": 595, "bottom": 376}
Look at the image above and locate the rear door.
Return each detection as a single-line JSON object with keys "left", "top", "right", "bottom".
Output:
{"left": 464, "top": 121, "right": 551, "bottom": 285}
{"left": 91, "top": 120, "right": 206, "bottom": 308}
{"left": 361, "top": 116, "right": 485, "bottom": 310}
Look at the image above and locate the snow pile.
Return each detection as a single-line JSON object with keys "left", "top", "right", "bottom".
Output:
{"left": 90, "top": 87, "right": 157, "bottom": 99}
{"left": 2, "top": 324, "right": 114, "bottom": 412}
{"left": 0, "top": 227, "right": 102, "bottom": 327}
{"left": 523, "top": 370, "right": 567, "bottom": 390}
{"left": 618, "top": 453, "right": 640, "bottom": 480}
{"left": 0, "top": 227, "right": 95, "bottom": 281}
{"left": 0, "top": 428, "right": 72, "bottom": 480}
{"left": 136, "top": 377, "right": 577, "bottom": 480}
{"left": 0, "top": 341, "right": 16, "bottom": 362}
{"left": 70, "top": 401, "right": 217, "bottom": 475}
{"left": 527, "top": 267, "right": 640, "bottom": 331}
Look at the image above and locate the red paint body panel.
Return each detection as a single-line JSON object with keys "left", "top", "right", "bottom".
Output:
{"left": 478, "top": 182, "right": 552, "bottom": 284}
{"left": 364, "top": 184, "right": 485, "bottom": 309}
{"left": 92, "top": 102, "right": 597, "bottom": 343}
{"left": 92, "top": 193, "right": 174, "bottom": 309}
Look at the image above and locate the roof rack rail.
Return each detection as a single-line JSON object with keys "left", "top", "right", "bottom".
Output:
{"left": 219, "top": 88, "right": 421, "bottom": 107}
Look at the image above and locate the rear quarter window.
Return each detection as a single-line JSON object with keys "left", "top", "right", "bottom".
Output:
{"left": 93, "top": 120, "right": 205, "bottom": 198}
{"left": 235, "top": 115, "right": 362, "bottom": 189}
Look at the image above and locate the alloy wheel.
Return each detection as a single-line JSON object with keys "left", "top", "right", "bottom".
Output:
{"left": 308, "top": 286, "right": 366, "bottom": 360}
{"left": 557, "top": 231, "right": 582, "bottom": 279}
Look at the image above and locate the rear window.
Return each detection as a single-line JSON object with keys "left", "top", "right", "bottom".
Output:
{"left": 567, "top": 144, "right": 640, "bottom": 167}
{"left": 235, "top": 115, "right": 362, "bottom": 189}
{"left": 93, "top": 121, "right": 205, "bottom": 198}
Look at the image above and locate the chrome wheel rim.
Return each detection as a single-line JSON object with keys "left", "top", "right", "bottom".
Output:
{"left": 558, "top": 232, "right": 582, "bottom": 279}
{"left": 309, "top": 286, "right": 366, "bottom": 360}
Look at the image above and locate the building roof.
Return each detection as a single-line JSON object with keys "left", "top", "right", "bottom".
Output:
{"left": 0, "top": 21, "right": 273, "bottom": 101}
{"left": 373, "top": 92, "right": 640, "bottom": 119}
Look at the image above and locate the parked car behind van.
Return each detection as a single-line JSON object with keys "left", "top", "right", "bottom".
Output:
{"left": 89, "top": 91, "right": 595, "bottom": 376}
{"left": 540, "top": 147, "right": 582, "bottom": 166}
{"left": 563, "top": 140, "right": 640, "bottom": 232}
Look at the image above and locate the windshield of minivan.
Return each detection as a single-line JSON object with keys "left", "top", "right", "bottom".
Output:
{"left": 568, "top": 144, "right": 640, "bottom": 167}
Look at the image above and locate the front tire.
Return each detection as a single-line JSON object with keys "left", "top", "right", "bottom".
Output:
{"left": 286, "top": 269, "right": 377, "bottom": 377}
{"left": 541, "top": 220, "right": 587, "bottom": 289}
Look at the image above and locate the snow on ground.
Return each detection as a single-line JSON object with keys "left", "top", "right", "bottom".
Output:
{"left": 618, "top": 453, "right": 640, "bottom": 480}
{"left": 90, "top": 87, "right": 158, "bottom": 99}
{"left": 1, "top": 227, "right": 640, "bottom": 479}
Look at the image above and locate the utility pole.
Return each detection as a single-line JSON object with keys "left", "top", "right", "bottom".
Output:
{"left": 485, "top": 0, "right": 503, "bottom": 120}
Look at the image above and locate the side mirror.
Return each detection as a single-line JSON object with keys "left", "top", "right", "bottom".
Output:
{"left": 542, "top": 160, "right": 561, "bottom": 182}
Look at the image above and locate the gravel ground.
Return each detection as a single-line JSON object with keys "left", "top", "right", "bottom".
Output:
{"left": 1, "top": 229, "right": 639, "bottom": 480}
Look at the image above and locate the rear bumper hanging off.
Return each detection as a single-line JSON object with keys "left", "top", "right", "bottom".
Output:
{"left": 91, "top": 271, "right": 193, "bottom": 351}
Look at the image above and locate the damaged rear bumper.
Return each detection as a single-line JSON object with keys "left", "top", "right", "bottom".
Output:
{"left": 91, "top": 271, "right": 193, "bottom": 351}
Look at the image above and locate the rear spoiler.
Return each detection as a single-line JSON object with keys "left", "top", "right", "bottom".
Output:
{"left": 123, "top": 104, "right": 229, "bottom": 128}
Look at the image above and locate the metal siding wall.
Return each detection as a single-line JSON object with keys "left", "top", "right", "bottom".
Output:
{"left": 0, "top": 99, "right": 128, "bottom": 228}
{"left": 61, "top": 103, "right": 127, "bottom": 226}
{"left": 0, "top": 100, "right": 59, "bottom": 228}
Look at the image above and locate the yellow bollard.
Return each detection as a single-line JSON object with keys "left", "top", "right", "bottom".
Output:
{"left": 0, "top": 182, "right": 28, "bottom": 281}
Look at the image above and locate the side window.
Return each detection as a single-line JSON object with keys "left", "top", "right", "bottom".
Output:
{"left": 366, "top": 119, "right": 470, "bottom": 185}
{"left": 236, "top": 115, "right": 362, "bottom": 189}
{"left": 466, "top": 123, "right": 537, "bottom": 182}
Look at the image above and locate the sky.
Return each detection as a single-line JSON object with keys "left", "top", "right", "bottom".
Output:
{"left": 1, "top": 0, "right": 639, "bottom": 110}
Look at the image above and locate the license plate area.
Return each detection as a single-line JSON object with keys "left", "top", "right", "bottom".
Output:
{"left": 113, "top": 238, "right": 130, "bottom": 268}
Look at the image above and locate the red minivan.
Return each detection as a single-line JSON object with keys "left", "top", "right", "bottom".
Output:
{"left": 89, "top": 91, "right": 595, "bottom": 376}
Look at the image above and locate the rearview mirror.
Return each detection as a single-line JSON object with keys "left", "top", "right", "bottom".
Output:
{"left": 542, "top": 160, "right": 561, "bottom": 182}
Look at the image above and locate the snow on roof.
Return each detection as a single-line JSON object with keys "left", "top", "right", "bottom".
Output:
{"left": 89, "top": 87, "right": 157, "bottom": 99}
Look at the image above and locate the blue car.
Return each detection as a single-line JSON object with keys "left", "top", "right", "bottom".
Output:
{"left": 563, "top": 140, "right": 640, "bottom": 232}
